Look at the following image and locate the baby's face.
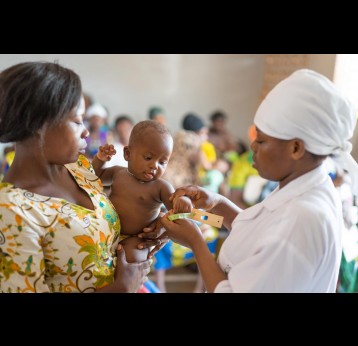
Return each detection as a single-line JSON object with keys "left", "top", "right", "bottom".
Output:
{"left": 126, "top": 133, "right": 173, "bottom": 183}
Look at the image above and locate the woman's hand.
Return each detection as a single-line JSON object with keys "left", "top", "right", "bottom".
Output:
{"left": 169, "top": 185, "right": 220, "bottom": 211}
{"left": 170, "top": 185, "right": 240, "bottom": 230}
{"left": 137, "top": 214, "right": 169, "bottom": 259}
{"left": 97, "top": 245, "right": 152, "bottom": 293}
{"left": 160, "top": 211, "right": 204, "bottom": 249}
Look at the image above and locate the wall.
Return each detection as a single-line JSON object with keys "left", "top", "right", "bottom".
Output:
{"left": 0, "top": 54, "right": 265, "bottom": 147}
{"left": 260, "top": 54, "right": 337, "bottom": 98}
{"left": 260, "top": 54, "right": 308, "bottom": 101}
{"left": 2, "top": 54, "right": 356, "bottom": 162}
{"left": 308, "top": 54, "right": 336, "bottom": 80}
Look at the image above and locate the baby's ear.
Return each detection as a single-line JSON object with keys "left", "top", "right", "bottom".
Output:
{"left": 123, "top": 146, "right": 130, "bottom": 161}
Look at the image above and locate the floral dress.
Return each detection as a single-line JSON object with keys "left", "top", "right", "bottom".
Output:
{"left": 0, "top": 155, "right": 120, "bottom": 293}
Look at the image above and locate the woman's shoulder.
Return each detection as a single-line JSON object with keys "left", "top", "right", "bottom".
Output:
{"left": 65, "top": 155, "right": 104, "bottom": 192}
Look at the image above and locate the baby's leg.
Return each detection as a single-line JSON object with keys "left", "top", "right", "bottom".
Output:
{"left": 120, "top": 236, "right": 150, "bottom": 263}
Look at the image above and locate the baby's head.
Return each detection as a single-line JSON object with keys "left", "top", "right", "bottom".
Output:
{"left": 124, "top": 120, "right": 173, "bottom": 183}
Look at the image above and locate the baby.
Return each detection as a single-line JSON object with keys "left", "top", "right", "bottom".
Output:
{"left": 92, "top": 120, "right": 192, "bottom": 263}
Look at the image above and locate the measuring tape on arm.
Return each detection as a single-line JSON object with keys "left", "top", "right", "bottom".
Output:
{"left": 168, "top": 208, "right": 223, "bottom": 228}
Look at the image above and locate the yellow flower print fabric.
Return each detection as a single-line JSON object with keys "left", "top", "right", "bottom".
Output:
{"left": 0, "top": 155, "right": 120, "bottom": 293}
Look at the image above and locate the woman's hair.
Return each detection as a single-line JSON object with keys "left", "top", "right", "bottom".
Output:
{"left": 163, "top": 130, "right": 201, "bottom": 188}
{"left": 148, "top": 106, "right": 164, "bottom": 120}
{"left": 210, "top": 110, "right": 227, "bottom": 122}
{"left": 0, "top": 61, "right": 82, "bottom": 143}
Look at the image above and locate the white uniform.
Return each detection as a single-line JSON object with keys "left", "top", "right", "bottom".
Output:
{"left": 215, "top": 165, "right": 343, "bottom": 293}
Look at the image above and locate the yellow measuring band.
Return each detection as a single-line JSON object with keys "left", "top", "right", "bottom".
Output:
{"left": 167, "top": 212, "right": 195, "bottom": 221}
{"left": 168, "top": 209, "right": 224, "bottom": 228}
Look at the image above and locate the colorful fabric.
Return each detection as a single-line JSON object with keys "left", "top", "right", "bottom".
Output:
{"left": 228, "top": 150, "right": 258, "bottom": 189}
{"left": 201, "top": 141, "right": 216, "bottom": 164}
{"left": 142, "top": 279, "right": 160, "bottom": 293}
{"left": 202, "top": 169, "right": 225, "bottom": 193}
{"left": 5, "top": 151, "right": 15, "bottom": 166}
{"left": 199, "top": 141, "right": 217, "bottom": 180}
{"left": 3, "top": 150, "right": 15, "bottom": 174}
{"left": 85, "top": 129, "right": 109, "bottom": 158}
{"left": 338, "top": 252, "right": 358, "bottom": 293}
{"left": 0, "top": 155, "right": 121, "bottom": 293}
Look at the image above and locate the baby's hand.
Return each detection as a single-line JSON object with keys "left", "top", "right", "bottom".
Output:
{"left": 173, "top": 196, "right": 192, "bottom": 213}
{"left": 97, "top": 144, "right": 116, "bottom": 161}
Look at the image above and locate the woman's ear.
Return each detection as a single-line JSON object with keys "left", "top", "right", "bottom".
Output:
{"left": 124, "top": 146, "right": 130, "bottom": 161}
{"left": 291, "top": 139, "right": 306, "bottom": 160}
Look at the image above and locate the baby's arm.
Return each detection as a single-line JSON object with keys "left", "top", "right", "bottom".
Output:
{"left": 91, "top": 144, "right": 117, "bottom": 185}
{"left": 160, "top": 180, "right": 192, "bottom": 213}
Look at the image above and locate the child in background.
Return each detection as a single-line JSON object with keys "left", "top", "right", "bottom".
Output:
{"left": 228, "top": 125, "right": 262, "bottom": 209}
{"left": 208, "top": 110, "right": 237, "bottom": 156}
{"left": 202, "top": 158, "right": 230, "bottom": 195}
{"left": 182, "top": 113, "right": 217, "bottom": 181}
{"left": 92, "top": 120, "right": 192, "bottom": 264}
{"left": 104, "top": 115, "right": 134, "bottom": 168}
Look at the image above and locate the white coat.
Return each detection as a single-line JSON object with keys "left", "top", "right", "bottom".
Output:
{"left": 215, "top": 165, "right": 343, "bottom": 293}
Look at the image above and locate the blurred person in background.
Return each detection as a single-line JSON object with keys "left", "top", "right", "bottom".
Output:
{"left": 208, "top": 110, "right": 237, "bottom": 156}
{"left": 148, "top": 106, "right": 166, "bottom": 125}
{"left": 85, "top": 103, "right": 112, "bottom": 160}
{"left": 105, "top": 115, "right": 134, "bottom": 168}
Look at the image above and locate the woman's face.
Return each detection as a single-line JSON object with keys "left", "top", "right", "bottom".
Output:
{"left": 250, "top": 127, "right": 295, "bottom": 185}
{"left": 43, "top": 96, "right": 89, "bottom": 164}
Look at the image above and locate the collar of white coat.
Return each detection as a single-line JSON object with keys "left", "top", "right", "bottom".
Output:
{"left": 237, "top": 165, "right": 329, "bottom": 220}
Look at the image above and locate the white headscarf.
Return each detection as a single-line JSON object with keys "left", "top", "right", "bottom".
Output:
{"left": 86, "top": 103, "right": 108, "bottom": 119}
{"left": 254, "top": 69, "right": 358, "bottom": 194}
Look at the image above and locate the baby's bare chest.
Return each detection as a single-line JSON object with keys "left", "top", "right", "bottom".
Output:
{"left": 110, "top": 178, "right": 162, "bottom": 208}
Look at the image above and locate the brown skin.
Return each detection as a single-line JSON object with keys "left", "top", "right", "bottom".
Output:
{"left": 229, "top": 189, "right": 248, "bottom": 210}
{"left": 152, "top": 114, "right": 166, "bottom": 125}
{"left": 251, "top": 128, "right": 324, "bottom": 189}
{"left": 162, "top": 127, "right": 326, "bottom": 292}
{"left": 97, "top": 244, "right": 151, "bottom": 293}
{"left": 208, "top": 119, "right": 236, "bottom": 154}
{"left": 4, "top": 97, "right": 152, "bottom": 293}
{"left": 115, "top": 120, "right": 133, "bottom": 146}
{"left": 92, "top": 128, "right": 192, "bottom": 263}
{"left": 4, "top": 100, "right": 92, "bottom": 206}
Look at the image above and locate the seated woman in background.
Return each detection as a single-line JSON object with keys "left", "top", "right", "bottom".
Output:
{"left": 85, "top": 103, "right": 112, "bottom": 160}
